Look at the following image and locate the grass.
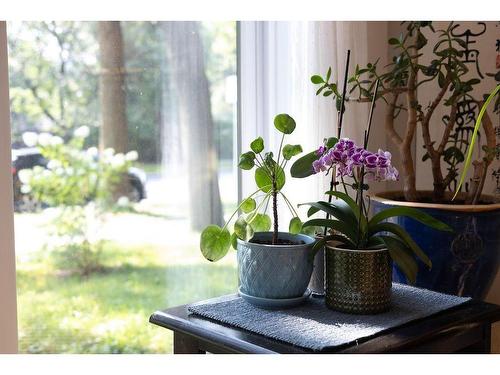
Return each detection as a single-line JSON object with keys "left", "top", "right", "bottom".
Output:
{"left": 16, "top": 242, "right": 238, "bottom": 353}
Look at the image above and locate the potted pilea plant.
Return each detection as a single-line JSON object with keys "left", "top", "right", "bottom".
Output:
{"left": 299, "top": 136, "right": 452, "bottom": 314}
{"left": 200, "top": 114, "right": 316, "bottom": 308}
{"left": 300, "top": 22, "right": 500, "bottom": 299}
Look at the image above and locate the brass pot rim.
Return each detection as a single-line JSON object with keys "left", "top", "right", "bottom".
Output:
{"left": 325, "top": 241, "right": 388, "bottom": 254}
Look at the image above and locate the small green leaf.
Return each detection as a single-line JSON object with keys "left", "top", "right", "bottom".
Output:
{"left": 238, "top": 151, "right": 255, "bottom": 170}
{"left": 311, "top": 75, "right": 324, "bottom": 84}
{"left": 200, "top": 225, "right": 231, "bottom": 262}
{"left": 326, "top": 67, "right": 332, "bottom": 82}
{"left": 249, "top": 213, "right": 271, "bottom": 232}
{"left": 388, "top": 37, "right": 400, "bottom": 45}
{"left": 231, "top": 232, "right": 238, "bottom": 250}
{"left": 234, "top": 216, "right": 254, "bottom": 241}
{"left": 250, "top": 137, "right": 264, "bottom": 154}
{"left": 300, "top": 225, "right": 317, "bottom": 237}
{"left": 282, "top": 144, "right": 303, "bottom": 160}
{"left": 255, "top": 165, "right": 285, "bottom": 193}
{"left": 241, "top": 197, "right": 256, "bottom": 213}
{"left": 289, "top": 217, "right": 302, "bottom": 235}
{"left": 274, "top": 113, "right": 296, "bottom": 134}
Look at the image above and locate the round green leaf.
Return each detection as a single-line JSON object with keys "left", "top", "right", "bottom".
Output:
{"left": 234, "top": 216, "right": 254, "bottom": 241}
{"left": 282, "top": 144, "right": 303, "bottom": 160}
{"left": 250, "top": 137, "right": 264, "bottom": 154}
{"left": 241, "top": 197, "right": 256, "bottom": 213}
{"left": 310, "top": 75, "right": 324, "bottom": 84}
{"left": 249, "top": 213, "right": 271, "bottom": 232}
{"left": 238, "top": 151, "right": 256, "bottom": 170}
{"left": 289, "top": 217, "right": 302, "bottom": 235}
{"left": 274, "top": 114, "right": 296, "bottom": 134}
{"left": 300, "top": 225, "right": 318, "bottom": 237}
{"left": 255, "top": 166, "right": 285, "bottom": 193}
{"left": 200, "top": 225, "right": 231, "bottom": 262}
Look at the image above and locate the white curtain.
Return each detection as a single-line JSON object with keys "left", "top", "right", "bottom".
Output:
{"left": 239, "top": 21, "right": 390, "bottom": 229}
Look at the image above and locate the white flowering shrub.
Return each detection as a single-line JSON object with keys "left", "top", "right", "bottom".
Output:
{"left": 20, "top": 126, "right": 139, "bottom": 275}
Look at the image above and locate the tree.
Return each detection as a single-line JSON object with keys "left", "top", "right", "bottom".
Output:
{"left": 97, "top": 21, "right": 128, "bottom": 155}
{"left": 162, "top": 21, "right": 223, "bottom": 230}
{"left": 8, "top": 22, "right": 99, "bottom": 144}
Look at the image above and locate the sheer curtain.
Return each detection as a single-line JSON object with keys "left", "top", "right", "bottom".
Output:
{"left": 239, "top": 21, "right": 391, "bottom": 227}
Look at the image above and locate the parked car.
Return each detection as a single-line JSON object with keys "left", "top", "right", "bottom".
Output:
{"left": 12, "top": 147, "right": 147, "bottom": 211}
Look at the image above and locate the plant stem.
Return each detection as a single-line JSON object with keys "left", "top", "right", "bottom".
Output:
{"left": 272, "top": 176, "right": 278, "bottom": 245}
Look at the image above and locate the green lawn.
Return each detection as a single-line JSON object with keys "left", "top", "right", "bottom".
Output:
{"left": 16, "top": 242, "right": 238, "bottom": 353}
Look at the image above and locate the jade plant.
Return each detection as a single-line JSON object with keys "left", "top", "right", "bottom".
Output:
{"left": 305, "top": 21, "right": 496, "bottom": 204}
{"left": 200, "top": 113, "right": 310, "bottom": 262}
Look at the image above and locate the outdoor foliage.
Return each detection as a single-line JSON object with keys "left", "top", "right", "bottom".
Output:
{"left": 19, "top": 127, "right": 138, "bottom": 274}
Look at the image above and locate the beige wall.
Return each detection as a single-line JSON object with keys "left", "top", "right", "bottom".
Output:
{"left": 0, "top": 21, "right": 18, "bottom": 353}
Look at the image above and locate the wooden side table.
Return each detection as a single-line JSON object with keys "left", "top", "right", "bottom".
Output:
{"left": 150, "top": 295, "right": 500, "bottom": 353}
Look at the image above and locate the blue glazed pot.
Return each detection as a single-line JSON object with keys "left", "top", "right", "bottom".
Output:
{"left": 237, "top": 232, "right": 315, "bottom": 299}
{"left": 371, "top": 191, "right": 500, "bottom": 299}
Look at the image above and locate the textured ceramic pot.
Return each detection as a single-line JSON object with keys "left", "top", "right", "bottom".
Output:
{"left": 325, "top": 242, "right": 392, "bottom": 314}
{"left": 237, "top": 232, "right": 315, "bottom": 299}
{"left": 371, "top": 191, "right": 500, "bottom": 299}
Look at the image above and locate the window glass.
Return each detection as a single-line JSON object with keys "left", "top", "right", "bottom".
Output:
{"left": 8, "top": 21, "right": 238, "bottom": 353}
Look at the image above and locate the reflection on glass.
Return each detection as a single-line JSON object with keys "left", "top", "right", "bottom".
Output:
{"left": 8, "top": 21, "right": 238, "bottom": 353}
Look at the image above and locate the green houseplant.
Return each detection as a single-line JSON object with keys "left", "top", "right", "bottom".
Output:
{"left": 299, "top": 136, "right": 452, "bottom": 313}
{"left": 200, "top": 113, "right": 316, "bottom": 307}
{"left": 295, "top": 22, "right": 500, "bottom": 298}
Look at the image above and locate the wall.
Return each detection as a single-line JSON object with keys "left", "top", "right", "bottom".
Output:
{"left": 0, "top": 21, "right": 18, "bottom": 353}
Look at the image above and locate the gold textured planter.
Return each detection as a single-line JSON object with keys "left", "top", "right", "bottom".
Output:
{"left": 325, "top": 242, "right": 392, "bottom": 314}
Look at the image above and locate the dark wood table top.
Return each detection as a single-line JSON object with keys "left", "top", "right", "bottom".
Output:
{"left": 149, "top": 294, "right": 500, "bottom": 353}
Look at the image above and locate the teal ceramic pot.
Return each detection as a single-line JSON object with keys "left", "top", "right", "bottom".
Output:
{"left": 237, "top": 232, "right": 315, "bottom": 299}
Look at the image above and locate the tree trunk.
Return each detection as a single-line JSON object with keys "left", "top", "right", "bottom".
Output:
{"left": 163, "top": 21, "right": 223, "bottom": 231}
{"left": 98, "top": 21, "right": 128, "bottom": 199}
{"left": 98, "top": 21, "right": 128, "bottom": 154}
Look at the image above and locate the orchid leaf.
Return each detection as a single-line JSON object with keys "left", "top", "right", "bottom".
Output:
{"left": 369, "top": 206, "right": 452, "bottom": 232}
{"left": 369, "top": 222, "right": 432, "bottom": 268}
{"left": 379, "top": 235, "right": 418, "bottom": 285}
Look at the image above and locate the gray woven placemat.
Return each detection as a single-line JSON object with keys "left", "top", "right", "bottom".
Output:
{"left": 188, "top": 283, "right": 471, "bottom": 351}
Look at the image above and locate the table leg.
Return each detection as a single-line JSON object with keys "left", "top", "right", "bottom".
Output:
{"left": 174, "top": 331, "right": 206, "bottom": 354}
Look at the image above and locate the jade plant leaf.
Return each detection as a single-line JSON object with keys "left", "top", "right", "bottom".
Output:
{"left": 250, "top": 137, "right": 264, "bottom": 154}
{"left": 249, "top": 213, "right": 271, "bottom": 232}
{"left": 240, "top": 197, "right": 256, "bottom": 213}
{"left": 289, "top": 217, "right": 302, "bottom": 235}
{"left": 282, "top": 144, "right": 303, "bottom": 160}
{"left": 255, "top": 165, "right": 285, "bottom": 193}
{"left": 200, "top": 225, "right": 231, "bottom": 262}
{"left": 274, "top": 113, "right": 296, "bottom": 134}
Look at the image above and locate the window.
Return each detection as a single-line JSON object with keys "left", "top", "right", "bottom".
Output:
{"left": 8, "top": 21, "right": 238, "bottom": 353}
